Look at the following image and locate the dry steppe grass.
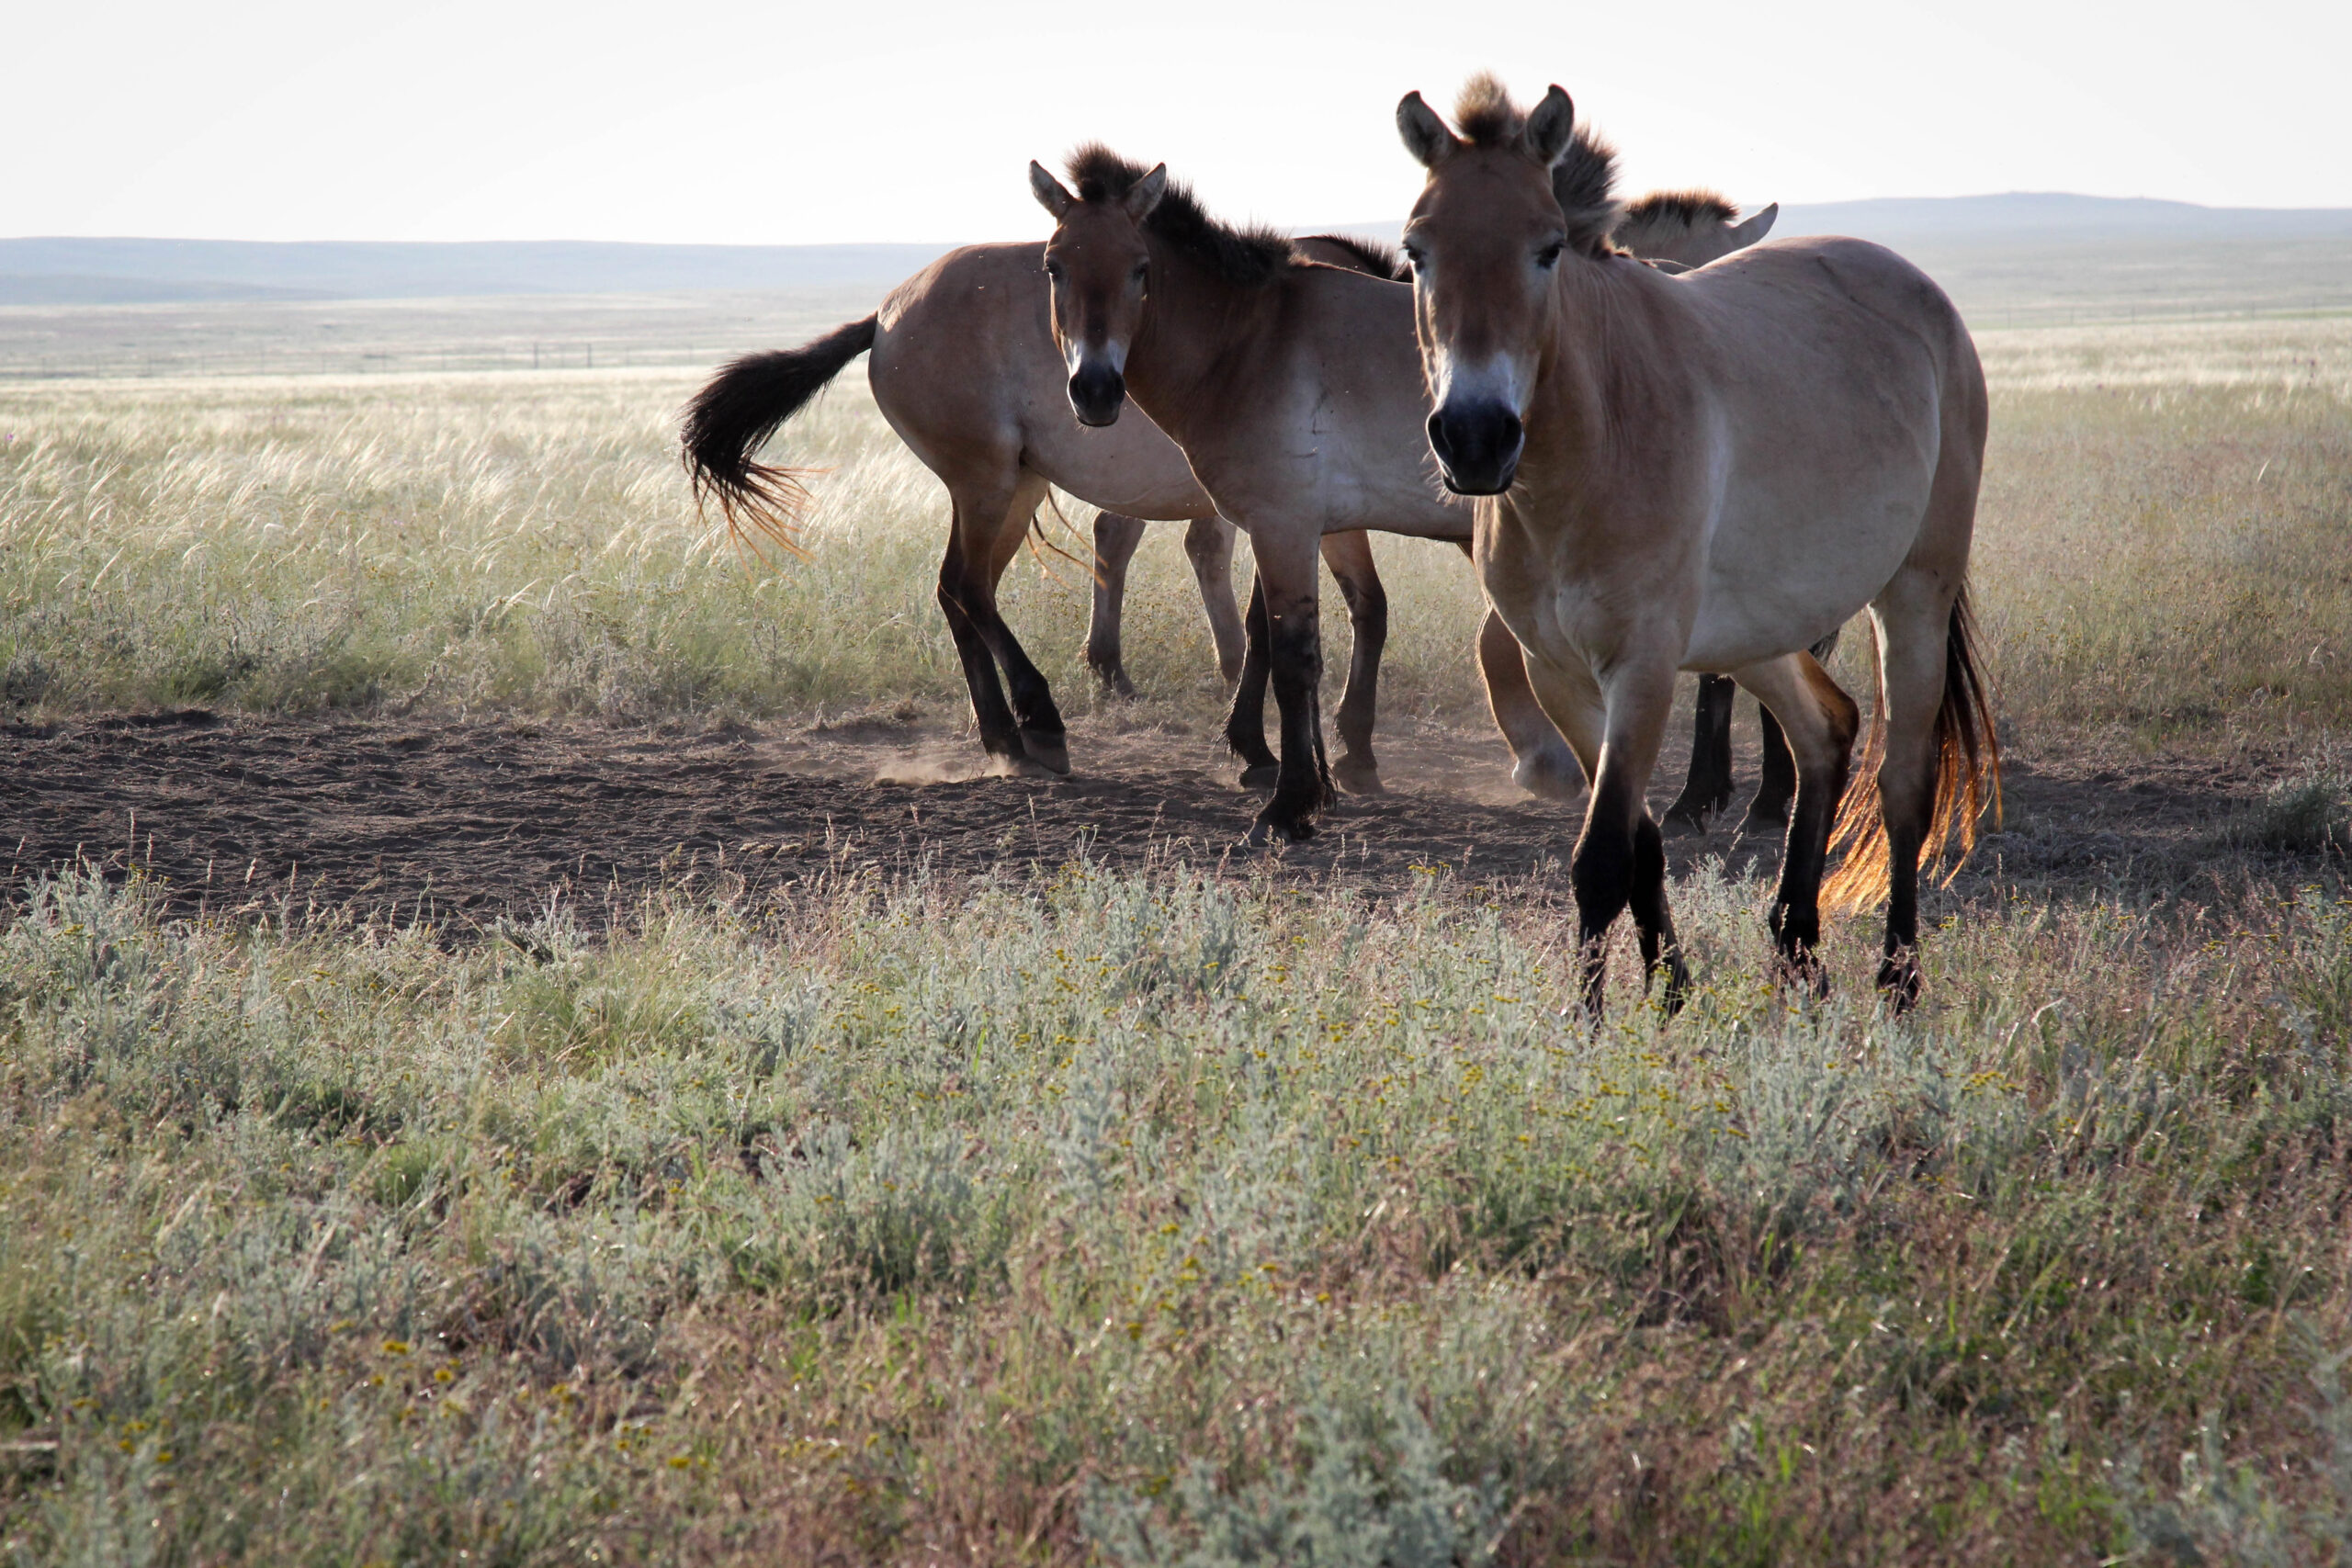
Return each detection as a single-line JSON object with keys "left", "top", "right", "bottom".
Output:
{"left": 2, "top": 312, "right": 2350, "bottom": 1564}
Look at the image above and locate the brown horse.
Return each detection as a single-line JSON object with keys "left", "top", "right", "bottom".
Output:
{"left": 684, "top": 214, "right": 1769, "bottom": 798}
{"left": 682, "top": 235, "right": 1406, "bottom": 784}
{"left": 1031, "top": 152, "right": 1510, "bottom": 840}
{"left": 1396, "top": 77, "right": 1997, "bottom": 1011}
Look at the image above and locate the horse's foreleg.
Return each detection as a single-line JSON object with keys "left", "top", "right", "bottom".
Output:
{"left": 1593, "top": 666, "right": 1686, "bottom": 1016}
{"left": 1222, "top": 573, "right": 1278, "bottom": 788}
{"left": 1085, "top": 513, "right": 1149, "bottom": 699}
{"left": 1663, "top": 675, "right": 1736, "bottom": 834}
{"left": 1733, "top": 652, "right": 1860, "bottom": 992}
{"left": 1243, "top": 534, "right": 1329, "bottom": 845}
{"left": 1321, "top": 530, "right": 1386, "bottom": 795}
{"left": 1526, "top": 652, "right": 1681, "bottom": 1016}
{"left": 1185, "top": 516, "right": 1247, "bottom": 687}
{"left": 1476, "top": 606, "right": 1583, "bottom": 803}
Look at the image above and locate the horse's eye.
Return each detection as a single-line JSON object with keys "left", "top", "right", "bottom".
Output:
{"left": 1535, "top": 241, "right": 1565, "bottom": 270}
{"left": 1044, "top": 260, "right": 1064, "bottom": 280}
{"left": 1130, "top": 261, "right": 1149, "bottom": 283}
{"left": 1401, "top": 246, "right": 1425, "bottom": 273}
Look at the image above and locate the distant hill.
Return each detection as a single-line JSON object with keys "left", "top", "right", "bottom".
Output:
{"left": 5, "top": 194, "right": 2347, "bottom": 321}
{"left": 1770, "top": 192, "right": 2352, "bottom": 245}
{"left": 0, "top": 237, "right": 958, "bottom": 307}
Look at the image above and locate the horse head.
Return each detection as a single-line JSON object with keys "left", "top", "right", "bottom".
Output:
{"left": 1397, "top": 74, "right": 1611, "bottom": 495}
{"left": 1029, "top": 157, "right": 1166, "bottom": 428}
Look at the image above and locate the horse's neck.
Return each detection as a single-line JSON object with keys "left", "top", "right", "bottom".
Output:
{"left": 1127, "top": 247, "right": 1276, "bottom": 446}
{"left": 1536, "top": 260, "right": 1685, "bottom": 481}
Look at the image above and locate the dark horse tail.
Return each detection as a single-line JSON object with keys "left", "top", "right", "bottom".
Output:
{"left": 680, "top": 315, "right": 877, "bottom": 556}
{"left": 1822, "top": 587, "right": 2003, "bottom": 910}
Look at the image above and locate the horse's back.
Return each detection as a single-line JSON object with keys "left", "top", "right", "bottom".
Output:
{"left": 1685, "top": 238, "right": 1978, "bottom": 406}
{"left": 1670, "top": 239, "right": 1984, "bottom": 669}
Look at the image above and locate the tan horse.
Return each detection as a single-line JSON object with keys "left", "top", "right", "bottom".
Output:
{"left": 1396, "top": 76, "right": 1997, "bottom": 1010}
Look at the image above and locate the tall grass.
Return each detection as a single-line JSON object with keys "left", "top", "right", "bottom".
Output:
{"left": 1, "top": 859, "right": 2348, "bottom": 1562}
{"left": 5, "top": 317, "right": 2344, "bottom": 741}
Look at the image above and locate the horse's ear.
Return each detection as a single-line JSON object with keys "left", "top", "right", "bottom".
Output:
{"left": 1124, "top": 164, "right": 1168, "bottom": 221}
{"left": 1396, "top": 92, "right": 1457, "bottom": 168}
{"left": 1523, "top": 85, "right": 1576, "bottom": 164}
{"left": 1729, "top": 201, "right": 1779, "bottom": 247}
{"left": 1030, "top": 162, "right": 1076, "bottom": 220}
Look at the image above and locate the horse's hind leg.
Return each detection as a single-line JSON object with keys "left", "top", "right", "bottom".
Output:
{"left": 1223, "top": 573, "right": 1279, "bottom": 788}
{"left": 1863, "top": 586, "right": 1962, "bottom": 1010}
{"left": 1321, "top": 529, "right": 1387, "bottom": 795}
{"left": 1185, "top": 517, "right": 1248, "bottom": 687}
{"left": 1733, "top": 652, "right": 1860, "bottom": 992}
{"left": 1664, "top": 675, "right": 1736, "bottom": 833}
{"left": 1742, "top": 631, "right": 1839, "bottom": 833}
{"left": 1086, "top": 513, "right": 1149, "bottom": 699}
{"left": 936, "top": 512, "right": 1028, "bottom": 775}
{"left": 940, "top": 469, "right": 1069, "bottom": 776}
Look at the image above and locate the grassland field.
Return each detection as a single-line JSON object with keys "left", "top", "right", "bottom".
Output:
{"left": 0, "top": 292, "right": 2349, "bottom": 1564}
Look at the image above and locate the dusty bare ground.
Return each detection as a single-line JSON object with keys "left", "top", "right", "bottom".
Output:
{"left": 0, "top": 702, "right": 2333, "bottom": 925}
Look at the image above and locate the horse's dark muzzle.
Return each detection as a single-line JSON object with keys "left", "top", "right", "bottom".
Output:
{"left": 1069, "top": 365, "right": 1127, "bottom": 428}
{"left": 1427, "top": 404, "right": 1522, "bottom": 496}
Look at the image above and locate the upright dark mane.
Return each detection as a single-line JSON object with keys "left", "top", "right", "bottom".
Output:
{"left": 1550, "top": 127, "right": 1623, "bottom": 256}
{"left": 1620, "top": 189, "right": 1738, "bottom": 229}
{"left": 1451, "top": 73, "right": 1523, "bottom": 148}
{"left": 1448, "top": 74, "right": 1622, "bottom": 257}
{"left": 1297, "top": 231, "right": 1410, "bottom": 282}
{"left": 1064, "top": 144, "right": 1295, "bottom": 287}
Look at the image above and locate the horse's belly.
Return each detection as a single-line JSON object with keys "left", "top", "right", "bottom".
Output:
{"left": 1025, "top": 412, "right": 1215, "bottom": 519}
{"left": 1682, "top": 491, "right": 1922, "bottom": 670}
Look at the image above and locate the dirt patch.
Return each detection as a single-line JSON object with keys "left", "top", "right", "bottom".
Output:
{"left": 1, "top": 705, "right": 2334, "bottom": 925}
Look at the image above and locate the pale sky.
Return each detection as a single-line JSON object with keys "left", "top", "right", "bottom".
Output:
{"left": 7, "top": 0, "right": 2346, "bottom": 244}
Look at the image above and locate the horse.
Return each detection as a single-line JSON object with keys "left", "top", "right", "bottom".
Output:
{"left": 683, "top": 210, "right": 1772, "bottom": 800}
{"left": 1395, "top": 75, "right": 1998, "bottom": 1011}
{"left": 681, "top": 235, "right": 1404, "bottom": 784}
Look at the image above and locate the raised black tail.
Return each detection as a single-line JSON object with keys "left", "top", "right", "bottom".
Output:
{"left": 680, "top": 315, "right": 877, "bottom": 557}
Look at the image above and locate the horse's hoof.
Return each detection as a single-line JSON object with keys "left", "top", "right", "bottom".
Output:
{"left": 1738, "top": 802, "right": 1792, "bottom": 836}
{"left": 1332, "top": 756, "right": 1385, "bottom": 796}
{"left": 1512, "top": 752, "right": 1585, "bottom": 805}
{"left": 1876, "top": 955, "right": 1921, "bottom": 1013}
{"left": 1244, "top": 814, "right": 1316, "bottom": 848}
{"left": 1019, "top": 729, "right": 1071, "bottom": 776}
{"left": 1660, "top": 957, "right": 1692, "bottom": 1017}
{"left": 985, "top": 752, "right": 1057, "bottom": 780}
{"left": 1661, "top": 804, "right": 1711, "bottom": 839}
{"left": 1237, "top": 761, "right": 1280, "bottom": 791}
{"left": 1771, "top": 952, "right": 1831, "bottom": 1000}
